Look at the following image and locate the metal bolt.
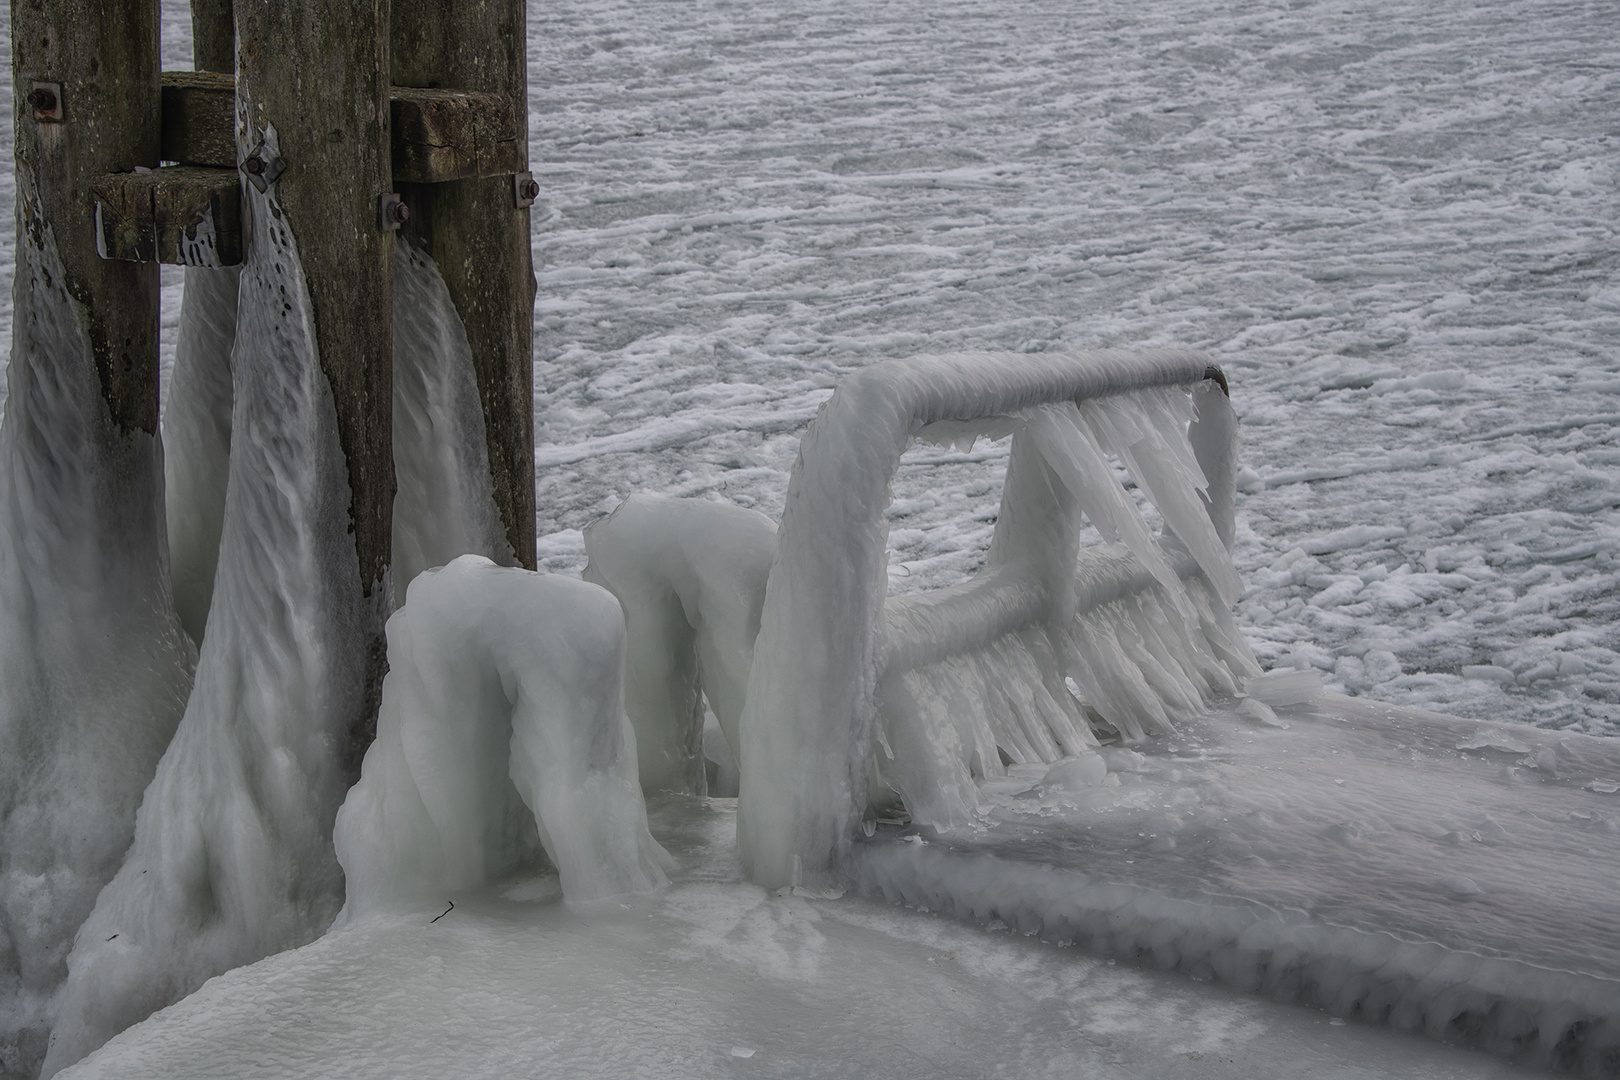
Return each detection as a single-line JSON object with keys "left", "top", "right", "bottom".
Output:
{"left": 243, "top": 157, "right": 266, "bottom": 176}
{"left": 521, "top": 178, "right": 540, "bottom": 201}
{"left": 29, "top": 82, "right": 63, "bottom": 123}
{"left": 390, "top": 200, "right": 410, "bottom": 225}
{"left": 512, "top": 171, "right": 539, "bottom": 208}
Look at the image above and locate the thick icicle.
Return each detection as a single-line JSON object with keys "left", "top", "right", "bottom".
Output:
{"left": 0, "top": 219, "right": 196, "bottom": 1079}
{"left": 40, "top": 137, "right": 385, "bottom": 1078}
{"left": 333, "top": 556, "right": 669, "bottom": 920}
{"left": 163, "top": 267, "right": 240, "bottom": 646}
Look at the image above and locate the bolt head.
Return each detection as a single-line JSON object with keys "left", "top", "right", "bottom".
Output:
{"left": 391, "top": 201, "right": 410, "bottom": 224}
{"left": 27, "top": 88, "right": 57, "bottom": 111}
{"left": 243, "top": 156, "right": 266, "bottom": 175}
{"left": 522, "top": 179, "right": 540, "bottom": 201}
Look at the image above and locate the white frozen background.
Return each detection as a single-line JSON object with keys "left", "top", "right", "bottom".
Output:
{"left": 1, "top": 0, "right": 1615, "bottom": 735}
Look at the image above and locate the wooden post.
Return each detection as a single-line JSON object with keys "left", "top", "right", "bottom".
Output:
{"left": 189, "top": 0, "right": 234, "bottom": 73}
{"left": 233, "top": 0, "right": 395, "bottom": 772}
{"left": 392, "top": 0, "right": 538, "bottom": 569}
{"left": 13, "top": 0, "right": 161, "bottom": 432}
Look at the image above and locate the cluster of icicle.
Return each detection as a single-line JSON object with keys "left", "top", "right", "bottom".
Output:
{"left": 875, "top": 385, "right": 1260, "bottom": 829}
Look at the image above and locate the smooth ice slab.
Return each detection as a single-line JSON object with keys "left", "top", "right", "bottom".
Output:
{"left": 850, "top": 693, "right": 1620, "bottom": 1073}
{"left": 58, "top": 799, "right": 1526, "bottom": 1080}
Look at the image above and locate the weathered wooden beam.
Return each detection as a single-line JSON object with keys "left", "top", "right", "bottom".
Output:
{"left": 93, "top": 166, "right": 243, "bottom": 266}
{"left": 156, "top": 71, "right": 521, "bottom": 184}
{"left": 391, "top": 86, "right": 522, "bottom": 183}
{"left": 393, "top": 0, "right": 538, "bottom": 569}
{"left": 160, "top": 72, "right": 235, "bottom": 168}
{"left": 14, "top": 0, "right": 161, "bottom": 433}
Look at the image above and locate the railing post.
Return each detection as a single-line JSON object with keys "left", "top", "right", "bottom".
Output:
{"left": 392, "top": 0, "right": 539, "bottom": 569}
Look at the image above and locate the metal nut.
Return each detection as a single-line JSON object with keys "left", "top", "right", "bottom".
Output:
{"left": 513, "top": 171, "right": 538, "bottom": 208}
{"left": 377, "top": 192, "right": 407, "bottom": 232}
{"left": 243, "top": 157, "right": 266, "bottom": 176}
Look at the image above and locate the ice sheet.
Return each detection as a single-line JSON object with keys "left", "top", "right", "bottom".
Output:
{"left": 56, "top": 798, "right": 1531, "bottom": 1080}
{"left": 851, "top": 694, "right": 1620, "bottom": 1073}
{"left": 39, "top": 135, "right": 385, "bottom": 1078}
{"left": 0, "top": 220, "right": 195, "bottom": 1078}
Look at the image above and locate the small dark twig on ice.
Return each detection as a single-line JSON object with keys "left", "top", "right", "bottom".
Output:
{"left": 430, "top": 901, "right": 454, "bottom": 924}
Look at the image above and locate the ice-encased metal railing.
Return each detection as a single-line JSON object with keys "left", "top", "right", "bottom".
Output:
{"left": 735, "top": 350, "right": 1258, "bottom": 889}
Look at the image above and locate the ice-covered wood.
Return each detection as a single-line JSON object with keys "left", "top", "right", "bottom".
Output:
{"left": 92, "top": 166, "right": 243, "bottom": 267}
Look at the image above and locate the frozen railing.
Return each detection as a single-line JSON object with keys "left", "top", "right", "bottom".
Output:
{"left": 586, "top": 350, "right": 1258, "bottom": 890}
{"left": 733, "top": 350, "right": 1257, "bottom": 889}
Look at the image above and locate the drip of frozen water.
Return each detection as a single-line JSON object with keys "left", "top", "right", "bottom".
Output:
{"left": 40, "top": 134, "right": 386, "bottom": 1077}
{"left": 0, "top": 216, "right": 196, "bottom": 1077}
{"left": 333, "top": 555, "right": 670, "bottom": 921}
{"left": 163, "top": 266, "right": 239, "bottom": 645}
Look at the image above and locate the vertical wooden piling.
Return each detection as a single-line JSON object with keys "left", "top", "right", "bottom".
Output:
{"left": 233, "top": 0, "right": 395, "bottom": 771}
{"left": 392, "top": 0, "right": 538, "bottom": 569}
{"left": 189, "top": 0, "right": 234, "bottom": 73}
{"left": 13, "top": 0, "right": 161, "bottom": 432}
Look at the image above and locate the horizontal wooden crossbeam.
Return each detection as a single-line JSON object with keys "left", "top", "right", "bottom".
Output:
{"left": 93, "top": 166, "right": 243, "bottom": 266}
{"left": 95, "top": 73, "right": 528, "bottom": 266}
{"left": 158, "top": 71, "right": 522, "bottom": 183}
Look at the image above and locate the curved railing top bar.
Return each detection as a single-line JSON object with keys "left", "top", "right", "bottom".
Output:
{"left": 736, "top": 349, "right": 1228, "bottom": 889}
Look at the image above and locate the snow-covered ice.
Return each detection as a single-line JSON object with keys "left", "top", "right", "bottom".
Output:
{"left": 54, "top": 798, "right": 1537, "bottom": 1080}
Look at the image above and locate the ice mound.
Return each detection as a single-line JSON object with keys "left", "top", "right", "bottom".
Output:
{"left": 0, "top": 219, "right": 196, "bottom": 1075}
{"left": 737, "top": 350, "right": 1254, "bottom": 888}
{"left": 583, "top": 493, "right": 777, "bottom": 794}
{"left": 39, "top": 156, "right": 387, "bottom": 1078}
{"left": 334, "top": 555, "right": 669, "bottom": 919}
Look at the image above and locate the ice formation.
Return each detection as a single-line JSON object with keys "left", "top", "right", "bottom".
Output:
{"left": 162, "top": 267, "right": 239, "bottom": 645}
{"left": 0, "top": 217, "right": 197, "bottom": 1077}
{"left": 389, "top": 243, "right": 514, "bottom": 596}
{"left": 582, "top": 494, "right": 777, "bottom": 794}
{"left": 334, "top": 556, "right": 669, "bottom": 920}
{"left": 37, "top": 135, "right": 388, "bottom": 1077}
{"left": 737, "top": 350, "right": 1256, "bottom": 888}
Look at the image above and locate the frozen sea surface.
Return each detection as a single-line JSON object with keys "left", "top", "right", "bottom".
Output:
{"left": 2, "top": 0, "right": 1614, "bottom": 734}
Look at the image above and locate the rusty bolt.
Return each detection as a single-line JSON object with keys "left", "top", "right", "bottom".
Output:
{"left": 243, "top": 156, "right": 266, "bottom": 176}
{"left": 521, "top": 178, "right": 540, "bottom": 202}
{"left": 26, "top": 87, "right": 57, "bottom": 112}
{"left": 390, "top": 201, "right": 410, "bottom": 225}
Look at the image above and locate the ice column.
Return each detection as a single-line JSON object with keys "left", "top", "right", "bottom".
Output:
{"left": 0, "top": 220, "right": 196, "bottom": 1079}
{"left": 41, "top": 139, "right": 385, "bottom": 1077}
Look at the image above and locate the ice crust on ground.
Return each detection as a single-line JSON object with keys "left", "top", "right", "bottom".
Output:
{"left": 37, "top": 146, "right": 387, "bottom": 1078}
{"left": 0, "top": 221, "right": 196, "bottom": 1079}
{"left": 582, "top": 493, "right": 776, "bottom": 794}
{"left": 335, "top": 555, "right": 668, "bottom": 919}
{"left": 852, "top": 694, "right": 1620, "bottom": 1074}
{"left": 55, "top": 798, "right": 1532, "bottom": 1080}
